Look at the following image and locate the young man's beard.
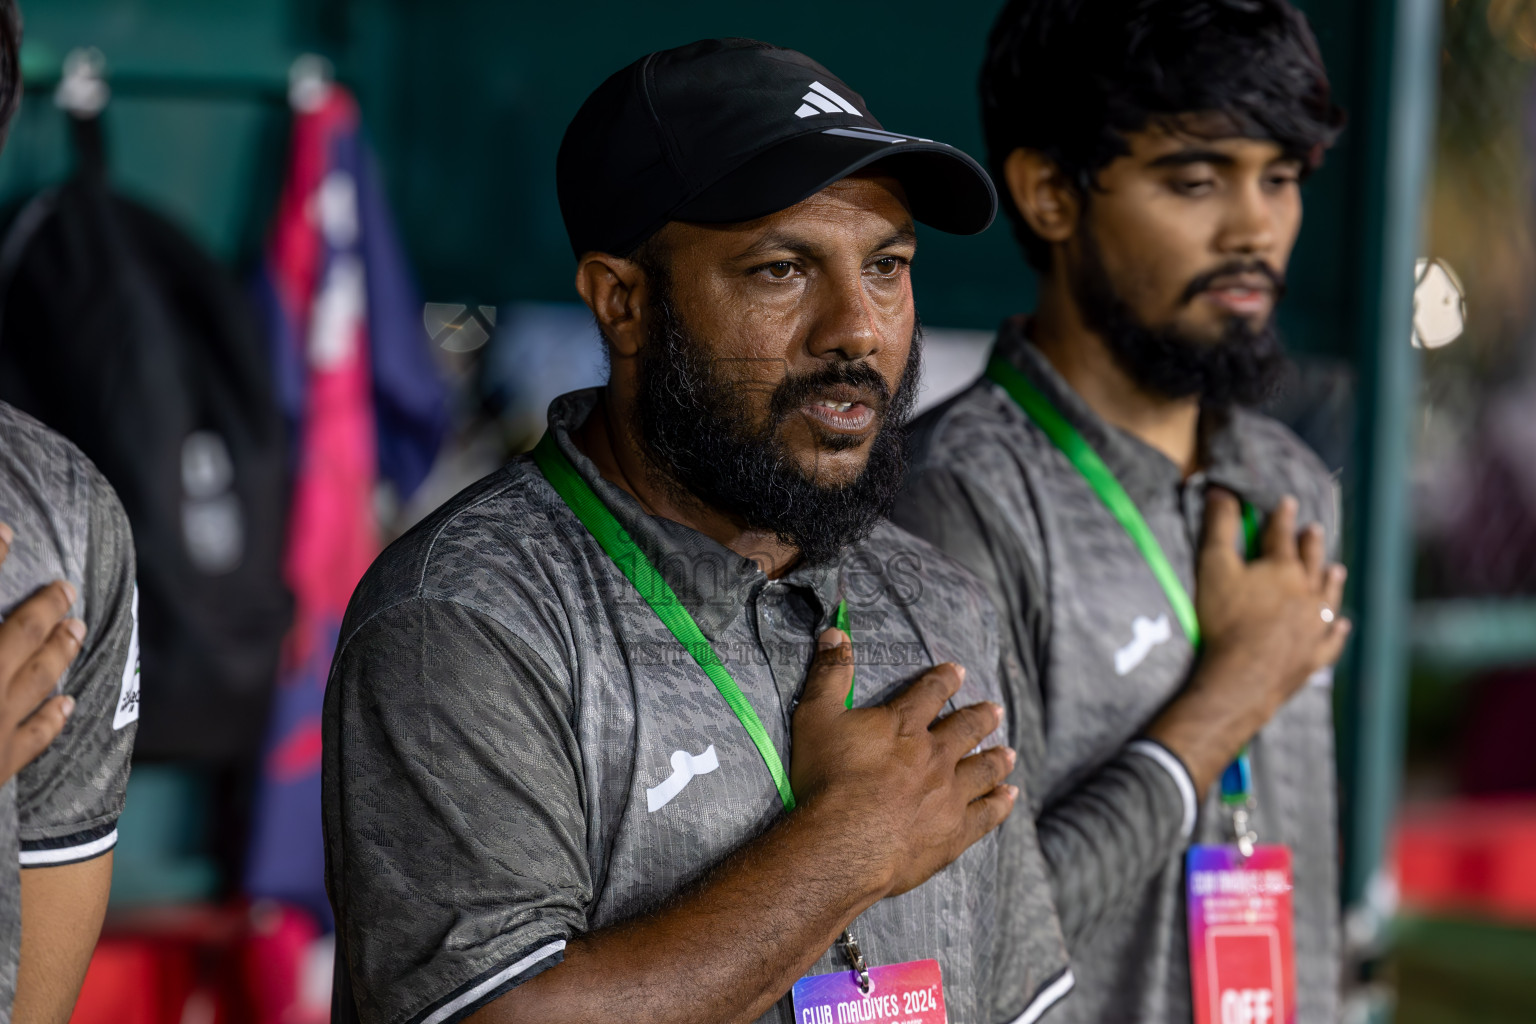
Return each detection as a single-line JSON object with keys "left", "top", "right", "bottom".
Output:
{"left": 1070, "top": 227, "right": 1288, "bottom": 407}
{"left": 632, "top": 285, "right": 921, "bottom": 568}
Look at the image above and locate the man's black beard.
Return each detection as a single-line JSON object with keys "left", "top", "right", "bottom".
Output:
{"left": 1071, "top": 229, "right": 1288, "bottom": 407}
{"left": 633, "top": 286, "right": 921, "bottom": 568}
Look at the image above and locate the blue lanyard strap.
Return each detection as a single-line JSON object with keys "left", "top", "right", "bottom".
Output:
{"left": 1221, "top": 509, "right": 1262, "bottom": 807}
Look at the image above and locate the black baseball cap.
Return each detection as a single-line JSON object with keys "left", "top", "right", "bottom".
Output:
{"left": 557, "top": 38, "right": 997, "bottom": 257}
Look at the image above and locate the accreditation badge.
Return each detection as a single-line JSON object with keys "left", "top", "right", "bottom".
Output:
{"left": 1186, "top": 844, "right": 1297, "bottom": 1024}
{"left": 792, "top": 959, "right": 946, "bottom": 1024}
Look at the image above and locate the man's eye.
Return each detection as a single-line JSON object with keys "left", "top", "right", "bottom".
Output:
{"left": 872, "top": 256, "right": 905, "bottom": 275}
{"left": 762, "top": 262, "right": 797, "bottom": 279}
{"left": 1174, "top": 178, "right": 1215, "bottom": 195}
{"left": 1267, "top": 173, "right": 1300, "bottom": 188}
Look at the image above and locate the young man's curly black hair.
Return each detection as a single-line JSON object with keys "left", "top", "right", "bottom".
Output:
{"left": 980, "top": 0, "right": 1345, "bottom": 269}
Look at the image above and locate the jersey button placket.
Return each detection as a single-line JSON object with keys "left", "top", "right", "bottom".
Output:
{"left": 1180, "top": 471, "right": 1209, "bottom": 546}
{"left": 755, "top": 582, "right": 802, "bottom": 726}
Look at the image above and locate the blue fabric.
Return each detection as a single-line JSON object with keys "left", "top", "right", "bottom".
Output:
{"left": 253, "top": 119, "right": 447, "bottom": 500}
{"left": 245, "top": 97, "right": 445, "bottom": 927}
{"left": 357, "top": 146, "right": 448, "bottom": 499}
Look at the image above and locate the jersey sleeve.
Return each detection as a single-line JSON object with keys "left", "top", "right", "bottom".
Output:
{"left": 323, "top": 596, "right": 588, "bottom": 1024}
{"left": 16, "top": 465, "right": 138, "bottom": 867}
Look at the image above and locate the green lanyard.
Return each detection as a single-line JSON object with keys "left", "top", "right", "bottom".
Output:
{"left": 986, "top": 357, "right": 1260, "bottom": 808}
{"left": 987, "top": 357, "right": 1204, "bottom": 647}
{"left": 533, "top": 434, "right": 853, "bottom": 813}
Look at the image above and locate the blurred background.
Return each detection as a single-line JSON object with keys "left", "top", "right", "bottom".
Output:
{"left": 2, "top": 0, "right": 1531, "bottom": 1022}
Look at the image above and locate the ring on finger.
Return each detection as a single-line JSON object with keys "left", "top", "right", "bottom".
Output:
{"left": 1320, "top": 606, "right": 1336, "bottom": 625}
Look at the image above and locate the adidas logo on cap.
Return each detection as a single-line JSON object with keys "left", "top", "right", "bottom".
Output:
{"left": 794, "top": 81, "right": 862, "bottom": 119}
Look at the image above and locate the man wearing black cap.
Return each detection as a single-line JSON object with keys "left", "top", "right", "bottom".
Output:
{"left": 323, "top": 39, "right": 1068, "bottom": 1024}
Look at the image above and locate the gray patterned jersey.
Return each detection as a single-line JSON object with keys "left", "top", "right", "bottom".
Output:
{"left": 897, "top": 320, "right": 1341, "bottom": 1024}
{"left": 0, "top": 402, "right": 139, "bottom": 1022}
{"left": 323, "top": 388, "right": 1068, "bottom": 1024}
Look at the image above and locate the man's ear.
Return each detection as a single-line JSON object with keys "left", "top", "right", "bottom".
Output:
{"left": 574, "top": 251, "right": 650, "bottom": 358}
{"left": 1004, "top": 148, "right": 1081, "bottom": 246}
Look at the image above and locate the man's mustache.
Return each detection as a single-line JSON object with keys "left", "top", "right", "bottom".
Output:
{"left": 768, "top": 360, "right": 894, "bottom": 421}
{"left": 1179, "top": 261, "right": 1287, "bottom": 306}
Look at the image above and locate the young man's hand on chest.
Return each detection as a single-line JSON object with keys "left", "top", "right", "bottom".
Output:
{"left": 1145, "top": 490, "right": 1349, "bottom": 793}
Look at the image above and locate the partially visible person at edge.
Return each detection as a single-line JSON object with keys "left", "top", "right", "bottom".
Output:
{"left": 894, "top": 2, "right": 1350, "bottom": 1021}
{"left": 323, "top": 39, "right": 1068, "bottom": 1024}
{"left": 0, "top": 2, "right": 144, "bottom": 1022}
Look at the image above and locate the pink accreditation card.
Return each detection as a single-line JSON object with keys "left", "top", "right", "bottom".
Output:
{"left": 1186, "top": 844, "right": 1297, "bottom": 1024}
{"left": 792, "top": 959, "right": 946, "bottom": 1024}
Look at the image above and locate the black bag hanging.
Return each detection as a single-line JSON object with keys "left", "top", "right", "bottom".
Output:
{"left": 0, "top": 111, "right": 291, "bottom": 761}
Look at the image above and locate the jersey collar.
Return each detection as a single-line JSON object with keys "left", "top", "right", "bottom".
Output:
{"left": 543, "top": 388, "right": 841, "bottom": 638}
{"left": 991, "top": 317, "right": 1273, "bottom": 511}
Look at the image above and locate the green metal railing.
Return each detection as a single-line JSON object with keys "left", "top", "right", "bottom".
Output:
{"left": 1411, "top": 600, "right": 1536, "bottom": 674}
{"left": 1336, "top": 1, "right": 1443, "bottom": 1020}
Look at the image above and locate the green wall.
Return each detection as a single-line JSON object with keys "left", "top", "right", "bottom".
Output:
{"left": 8, "top": 0, "right": 1368, "bottom": 351}
{"left": 9, "top": 0, "right": 299, "bottom": 262}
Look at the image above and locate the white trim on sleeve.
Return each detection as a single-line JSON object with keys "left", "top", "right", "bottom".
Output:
{"left": 419, "top": 939, "right": 567, "bottom": 1024}
{"left": 19, "top": 827, "right": 118, "bottom": 867}
{"left": 1127, "top": 739, "right": 1198, "bottom": 840}
{"left": 1009, "top": 968, "right": 1076, "bottom": 1024}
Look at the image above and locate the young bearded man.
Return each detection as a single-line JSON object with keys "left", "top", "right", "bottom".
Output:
{"left": 895, "top": 2, "right": 1350, "bottom": 1022}
{"left": 324, "top": 39, "right": 1069, "bottom": 1024}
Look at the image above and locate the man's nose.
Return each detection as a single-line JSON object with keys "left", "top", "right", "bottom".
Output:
{"left": 806, "top": 267, "right": 883, "bottom": 362}
{"left": 1216, "top": 179, "right": 1278, "bottom": 256}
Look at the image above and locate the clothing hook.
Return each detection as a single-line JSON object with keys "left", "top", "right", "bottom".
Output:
{"left": 288, "top": 53, "right": 334, "bottom": 113}
{"left": 54, "top": 47, "right": 109, "bottom": 118}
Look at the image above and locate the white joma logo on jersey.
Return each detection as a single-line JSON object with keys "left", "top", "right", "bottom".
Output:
{"left": 794, "top": 81, "right": 861, "bottom": 119}
{"left": 113, "top": 584, "right": 141, "bottom": 730}
{"left": 646, "top": 744, "right": 720, "bottom": 812}
{"left": 1114, "top": 614, "right": 1171, "bottom": 676}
